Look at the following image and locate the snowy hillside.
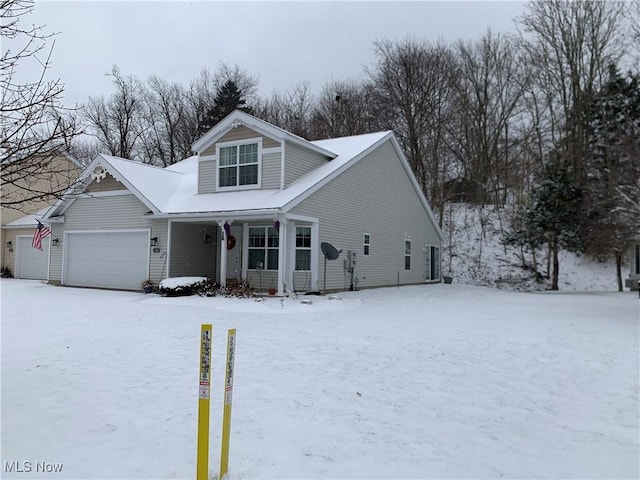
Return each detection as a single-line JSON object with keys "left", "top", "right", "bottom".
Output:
{"left": 442, "top": 203, "right": 621, "bottom": 291}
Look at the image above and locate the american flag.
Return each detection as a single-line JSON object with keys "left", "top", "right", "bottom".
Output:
{"left": 32, "top": 221, "right": 51, "bottom": 251}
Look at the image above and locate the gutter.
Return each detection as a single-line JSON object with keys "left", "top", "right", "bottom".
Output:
{"left": 147, "top": 208, "right": 283, "bottom": 220}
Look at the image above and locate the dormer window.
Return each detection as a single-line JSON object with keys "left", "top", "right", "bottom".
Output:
{"left": 217, "top": 138, "right": 261, "bottom": 190}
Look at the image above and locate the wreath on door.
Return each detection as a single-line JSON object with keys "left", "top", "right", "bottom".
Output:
{"left": 226, "top": 235, "right": 236, "bottom": 250}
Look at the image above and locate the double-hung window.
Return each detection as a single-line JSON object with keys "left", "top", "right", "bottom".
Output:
{"left": 248, "top": 227, "right": 278, "bottom": 270}
{"left": 295, "top": 227, "right": 312, "bottom": 271}
{"left": 218, "top": 141, "right": 260, "bottom": 189}
{"left": 404, "top": 239, "right": 412, "bottom": 270}
{"left": 363, "top": 233, "right": 371, "bottom": 256}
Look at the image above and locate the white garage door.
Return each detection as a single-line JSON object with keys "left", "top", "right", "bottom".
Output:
{"left": 16, "top": 235, "right": 49, "bottom": 280}
{"left": 64, "top": 230, "right": 149, "bottom": 290}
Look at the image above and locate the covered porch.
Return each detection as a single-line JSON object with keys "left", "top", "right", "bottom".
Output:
{"left": 163, "top": 213, "right": 319, "bottom": 295}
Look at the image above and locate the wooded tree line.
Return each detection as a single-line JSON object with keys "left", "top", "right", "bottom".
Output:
{"left": 4, "top": 0, "right": 639, "bottom": 289}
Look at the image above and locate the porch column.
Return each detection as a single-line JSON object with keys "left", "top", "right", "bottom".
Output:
{"left": 241, "top": 222, "right": 249, "bottom": 281}
{"left": 286, "top": 220, "right": 296, "bottom": 292}
{"left": 276, "top": 218, "right": 286, "bottom": 296}
{"left": 166, "top": 219, "right": 173, "bottom": 278}
{"left": 217, "top": 220, "right": 231, "bottom": 287}
{"left": 311, "top": 221, "right": 319, "bottom": 291}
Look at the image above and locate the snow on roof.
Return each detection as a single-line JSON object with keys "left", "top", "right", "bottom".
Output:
{"left": 160, "top": 130, "right": 391, "bottom": 214}
{"left": 60, "top": 131, "right": 391, "bottom": 216}
{"left": 3, "top": 207, "right": 50, "bottom": 227}
{"left": 96, "top": 155, "right": 186, "bottom": 212}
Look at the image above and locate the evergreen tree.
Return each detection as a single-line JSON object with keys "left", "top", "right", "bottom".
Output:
{"left": 584, "top": 64, "right": 640, "bottom": 290}
{"left": 506, "top": 156, "right": 584, "bottom": 290}
{"left": 198, "top": 80, "right": 252, "bottom": 136}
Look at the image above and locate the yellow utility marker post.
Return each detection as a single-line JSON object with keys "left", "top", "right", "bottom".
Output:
{"left": 219, "top": 328, "right": 236, "bottom": 480}
{"left": 196, "top": 324, "right": 212, "bottom": 480}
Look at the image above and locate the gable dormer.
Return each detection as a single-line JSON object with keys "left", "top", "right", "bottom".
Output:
{"left": 192, "top": 111, "right": 336, "bottom": 194}
{"left": 197, "top": 124, "right": 282, "bottom": 193}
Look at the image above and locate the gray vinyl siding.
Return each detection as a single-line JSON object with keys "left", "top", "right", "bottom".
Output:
{"left": 169, "top": 223, "right": 217, "bottom": 278}
{"left": 198, "top": 160, "right": 216, "bottom": 194}
{"left": 292, "top": 269, "right": 314, "bottom": 293}
{"left": 247, "top": 270, "right": 277, "bottom": 292}
{"left": 290, "top": 139, "right": 441, "bottom": 291}
{"left": 48, "top": 194, "right": 169, "bottom": 286}
{"left": 201, "top": 126, "right": 279, "bottom": 156}
{"left": 284, "top": 142, "right": 329, "bottom": 187}
{"left": 199, "top": 152, "right": 281, "bottom": 193}
{"left": 262, "top": 152, "right": 281, "bottom": 189}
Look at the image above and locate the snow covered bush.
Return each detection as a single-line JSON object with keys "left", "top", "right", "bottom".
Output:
{"left": 158, "top": 277, "right": 208, "bottom": 297}
{"left": 158, "top": 277, "right": 255, "bottom": 298}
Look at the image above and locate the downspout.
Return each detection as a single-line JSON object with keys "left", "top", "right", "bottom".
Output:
{"left": 166, "top": 219, "right": 172, "bottom": 278}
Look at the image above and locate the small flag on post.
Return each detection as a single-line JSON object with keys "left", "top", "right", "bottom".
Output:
{"left": 32, "top": 221, "right": 51, "bottom": 251}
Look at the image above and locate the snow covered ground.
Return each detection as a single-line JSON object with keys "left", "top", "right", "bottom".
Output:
{"left": 1, "top": 279, "right": 638, "bottom": 479}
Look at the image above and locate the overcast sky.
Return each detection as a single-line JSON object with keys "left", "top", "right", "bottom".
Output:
{"left": 21, "top": 1, "right": 528, "bottom": 107}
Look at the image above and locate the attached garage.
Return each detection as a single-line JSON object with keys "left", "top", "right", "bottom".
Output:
{"left": 16, "top": 235, "right": 50, "bottom": 280}
{"left": 63, "top": 230, "right": 150, "bottom": 290}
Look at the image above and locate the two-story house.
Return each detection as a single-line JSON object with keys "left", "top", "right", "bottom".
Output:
{"left": 1, "top": 153, "right": 81, "bottom": 279}
{"left": 42, "top": 111, "right": 443, "bottom": 293}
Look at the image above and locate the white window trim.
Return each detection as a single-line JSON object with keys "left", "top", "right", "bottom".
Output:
{"left": 216, "top": 137, "right": 263, "bottom": 191}
{"left": 295, "top": 226, "right": 312, "bottom": 271}
{"left": 248, "top": 225, "right": 278, "bottom": 271}
{"left": 363, "top": 233, "right": 371, "bottom": 256}
{"left": 404, "top": 239, "right": 412, "bottom": 271}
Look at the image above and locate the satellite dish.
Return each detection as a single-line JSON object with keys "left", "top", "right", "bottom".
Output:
{"left": 320, "top": 242, "right": 342, "bottom": 295}
{"left": 321, "top": 242, "right": 342, "bottom": 261}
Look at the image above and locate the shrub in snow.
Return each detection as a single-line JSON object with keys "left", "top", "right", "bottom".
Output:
{"left": 198, "top": 279, "right": 255, "bottom": 298}
{"left": 1, "top": 267, "right": 14, "bottom": 278}
{"left": 158, "top": 277, "right": 255, "bottom": 298}
{"left": 158, "top": 277, "right": 208, "bottom": 297}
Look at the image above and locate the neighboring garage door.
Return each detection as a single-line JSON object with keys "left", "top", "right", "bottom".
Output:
{"left": 64, "top": 230, "right": 149, "bottom": 290}
{"left": 16, "top": 235, "right": 49, "bottom": 280}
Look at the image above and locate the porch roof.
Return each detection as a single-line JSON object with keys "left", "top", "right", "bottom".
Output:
{"left": 2, "top": 207, "right": 49, "bottom": 228}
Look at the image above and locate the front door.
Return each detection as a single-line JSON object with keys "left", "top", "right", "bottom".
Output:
{"left": 226, "top": 226, "right": 242, "bottom": 282}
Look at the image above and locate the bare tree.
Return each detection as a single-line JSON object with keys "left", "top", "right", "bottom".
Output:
{"left": 369, "top": 38, "right": 459, "bottom": 222}
{"left": 449, "top": 31, "right": 527, "bottom": 206}
{"left": 68, "top": 137, "right": 100, "bottom": 166}
{"left": 181, "top": 64, "right": 258, "bottom": 152}
{"left": 254, "top": 82, "right": 316, "bottom": 138}
{"left": 139, "top": 76, "right": 187, "bottom": 166}
{"left": 310, "top": 79, "right": 377, "bottom": 139}
{"left": 1, "top": 0, "right": 82, "bottom": 211}
{"left": 624, "top": 0, "right": 640, "bottom": 65}
{"left": 518, "top": 0, "right": 625, "bottom": 183}
{"left": 83, "top": 66, "right": 145, "bottom": 159}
